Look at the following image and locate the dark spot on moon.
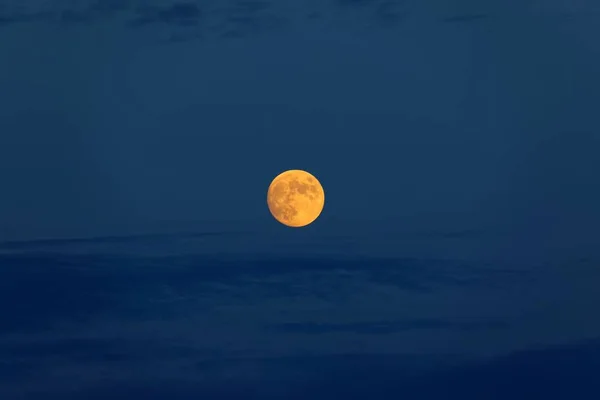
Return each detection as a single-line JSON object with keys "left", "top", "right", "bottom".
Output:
{"left": 269, "top": 179, "right": 299, "bottom": 223}
{"left": 289, "top": 178, "right": 310, "bottom": 195}
{"left": 273, "top": 182, "right": 287, "bottom": 195}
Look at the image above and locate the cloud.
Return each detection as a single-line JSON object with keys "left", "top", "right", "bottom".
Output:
{"left": 271, "top": 319, "right": 509, "bottom": 334}
{"left": 0, "top": 0, "right": 484, "bottom": 39}
{"left": 1, "top": 337, "right": 599, "bottom": 398}
{"left": 132, "top": 3, "right": 202, "bottom": 27}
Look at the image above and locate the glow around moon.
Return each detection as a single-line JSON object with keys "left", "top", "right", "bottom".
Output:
{"left": 267, "top": 170, "right": 325, "bottom": 227}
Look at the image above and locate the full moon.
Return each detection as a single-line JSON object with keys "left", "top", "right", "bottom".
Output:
{"left": 267, "top": 170, "right": 325, "bottom": 227}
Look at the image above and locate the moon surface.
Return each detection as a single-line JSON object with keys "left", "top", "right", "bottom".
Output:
{"left": 267, "top": 170, "right": 325, "bottom": 227}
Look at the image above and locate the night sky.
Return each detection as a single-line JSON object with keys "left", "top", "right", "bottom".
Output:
{"left": 1, "top": 1, "right": 599, "bottom": 399}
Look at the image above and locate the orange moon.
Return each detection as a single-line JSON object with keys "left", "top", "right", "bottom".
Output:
{"left": 267, "top": 170, "right": 325, "bottom": 227}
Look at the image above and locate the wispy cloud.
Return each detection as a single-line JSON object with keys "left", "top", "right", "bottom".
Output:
{"left": 271, "top": 319, "right": 509, "bottom": 334}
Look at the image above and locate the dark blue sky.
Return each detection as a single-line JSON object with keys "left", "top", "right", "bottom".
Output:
{"left": 1, "top": 3, "right": 600, "bottom": 398}
{"left": 0, "top": 0, "right": 599, "bottom": 242}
